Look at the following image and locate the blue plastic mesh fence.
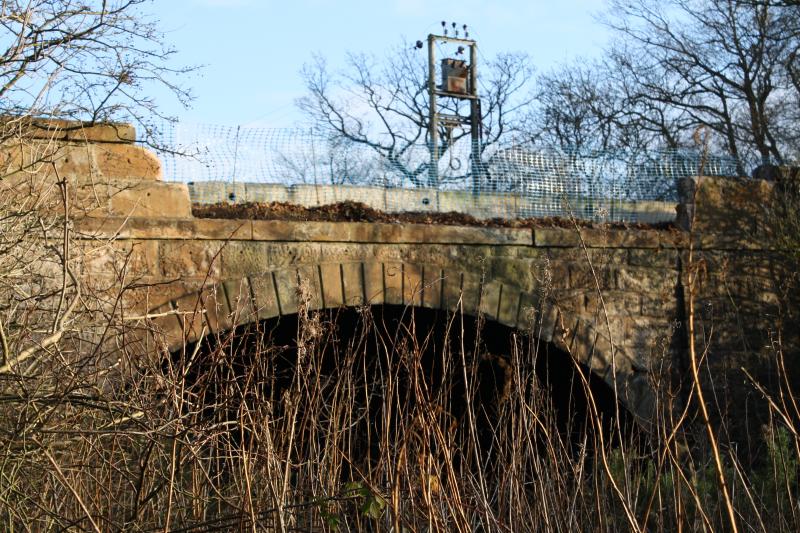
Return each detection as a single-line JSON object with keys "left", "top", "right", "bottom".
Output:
{"left": 154, "top": 122, "right": 746, "bottom": 223}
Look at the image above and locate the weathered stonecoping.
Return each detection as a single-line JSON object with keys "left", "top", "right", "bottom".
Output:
{"left": 1, "top": 117, "right": 136, "bottom": 143}
{"left": 75, "top": 216, "right": 684, "bottom": 249}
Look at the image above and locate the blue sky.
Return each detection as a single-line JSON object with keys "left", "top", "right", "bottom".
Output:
{"left": 153, "top": 0, "right": 610, "bottom": 127}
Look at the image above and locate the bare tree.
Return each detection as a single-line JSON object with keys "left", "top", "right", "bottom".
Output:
{"left": 0, "top": 2, "right": 197, "bottom": 529}
{"left": 0, "top": 0, "right": 192, "bottom": 143}
{"left": 0, "top": 0, "right": 193, "bottom": 381}
{"left": 298, "top": 42, "right": 535, "bottom": 187}
{"left": 529, "top": 0, "right": 800, "bottom": 168}
{"left": 614, "top": 0, "right": 798, "bottom": 162}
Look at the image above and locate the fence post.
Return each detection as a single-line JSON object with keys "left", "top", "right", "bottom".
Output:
{"left": 310, "top": 128, "right": 321, "bottom": 206}
{"left": 231, "top": 125, "right": 241, "bottom": 202}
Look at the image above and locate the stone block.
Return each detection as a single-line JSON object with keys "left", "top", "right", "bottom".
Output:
{"left": 383, "top": 263, "right": 404, "bottom": 305}
{"left": 23, "top": 142, "right": 160, "bottom": 183}
{"left": 440, "top": 272, "right": 463, "bottom": 312}
{"left": 235, "top": 219, "right": 533, "bottom": 246}
{"left": 107, "top": 181, "right": 191, "bottom": 218}
{"left": 617, "top": 267, "right": 678, "bottom": 295}
{"left": 569, "top": 322, "right": 599, "bottom": 368}
{"left": 583, "top": 290, "right": 641, "bottom": 318}
{"left": 569, "top": 264, "right": 617, "bottom": 291}
{"left": 295, "top": 265, "right": 323, "bottom": 310}
{"left": 122, "top": 279, "right": 203, "bottom": 315}
{"left": 381, "top": 223, "right": 531, "bottom": 246}
{"left": 459, "top": 272, "right": 483, "bottom": 317}
{"left": 624, "top": 317, "right": 672, "bottom": 357}
{"left": 149, "top": 304, "right": 184, "bottom": 352}
{"left": 421, "top": 265, "right": 444, "bottom": 310}
{"left": 249, "top": 274, "right": 280, "bottom": 320}
{"left": 601, "top": 351, "right": 634, "bottom": 383}
{"left": 273, "top": 269, "right": 299, "bottom": 315}
{"left": 623, "top": 374, "right": 657, "bottom": 424}
{"left": 587, "top": 228, "right": 663, "bottom": 249}
{"left": 438, "top": 189, "right": 519, "bottom": 219}
{"left": 497, "top": 285, "right": 522, "bottom": 328}
{"left": 402, "top": 263, "right": 424, "bottom": 307}
{"left": 7, "top": 118, "right": 136, "bottom": 143}
{"left": 677, "top": 176, "right": 773, "bottom": 246}
{"left": 268, "top": 242, "right": 324, "bottom": 270}
{"left": 82, "top": 239, "right": 159, "bottom": 278}
{"left": 185, "top": 218, "right": 250, "bottom": 241}
{"left": 341, "top": 262, "right": 365, "bottom": 306}
{"left": 384, "top": 188, "right": 436, "bottom": 214}
{"left": 534, "top": 228, "right": 581, "bottom": 247}
{"left": 363, "top": 262, "right": 384, "bottom": 305}
{"left": 116, "top": 284, "right": 153, "bottom": 317}
{"left": 625, "top": 200, "right": 676, "bottom": 224}
{"left": 371, "top": 243, "right": 406, "bottom": 263}
{"left": 289, "top": 184, "right": 386, "bottom": 208}
{"left": 72, "top": 217, "right": 166, "bottom": 240}
{"left": 479, "top": 280, "right": 504, "bottom": 321}
{"left": 221, "top": 242, "right": 271, "bottom": 278}
{"left": 591, "top": 334, "right": 616, "bottom": 370}
{"left": 535, "top": 302, "right": 560, "bottom": 343}
{"left": 628, "top": 249, "right": 677, "bottom": 268}
{"left": 587, "top": 248, "right": 629, "bottom": 265}
{"left": 92, "top": 143, "right": 161, "bottom": 180}
{"left": 251, "top": 220, "right": 352, "bottom": 243}
{"left": 194, "top": 181, "right": 245, "bottom": 204}
{"left": 222, "top": 278, "right": 258, "bottom": 327}
{"left": 200, "top": 284, "right": 233, "bottom": 334}
{"left": 159, "top": 240, "right": 224, "bottom": 279}
{"left": 48, "top": 143, "right": 94, "bottom": 182}
{"left": 320, "top": 263, "right": 345, "bottom": 308}
{"left": 536, "top": 255, "right": 571, "bottom": 289}
{"left": 489, "top": 258, "right": 535, "bottom": 292}
{"left": 187, "top": 181, "right": 226, "bottom": 204}
{"left": 640, "top": 295, "right": 677, "bottom": 317}
{"left": 244, "top": 183, "right": 290, "bottom": 203}
{"left": 171, "top": 293, "right": 207, "bottom": 345}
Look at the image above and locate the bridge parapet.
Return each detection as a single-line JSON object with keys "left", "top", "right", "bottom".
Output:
{"left": 0, "top": 118, "right": 190, "bottom": 219}
{"left": 187, "top": 181, "right": 677, "bottom": 223}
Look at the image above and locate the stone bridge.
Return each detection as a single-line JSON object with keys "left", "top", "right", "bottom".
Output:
{"left": 5, "top": 121, "right": 795, "bottom": 427}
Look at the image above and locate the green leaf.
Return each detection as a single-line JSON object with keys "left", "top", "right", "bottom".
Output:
{"left": 360, "top": 493, "right": 386, "bottom": 519}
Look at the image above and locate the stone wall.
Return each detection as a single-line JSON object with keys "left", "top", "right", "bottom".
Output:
{"left": 0, "top": 118, "right": 190, "bottom": 219}
{"left": 5, "top": 119, "right": 796, "bottom": 431}
{"left": 676, "top": 175, "right": 800, "bottom": 440}
{"left": 76, "top": 213, "right": 685, "bottom": 423}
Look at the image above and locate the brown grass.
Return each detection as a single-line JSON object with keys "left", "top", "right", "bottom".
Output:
{"left": 0, "top": 290, "right": 797, "bottom": 531}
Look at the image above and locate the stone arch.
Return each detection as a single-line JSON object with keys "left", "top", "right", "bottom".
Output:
{"left": 147, "top": 260, "right": 654, "bottom": 424}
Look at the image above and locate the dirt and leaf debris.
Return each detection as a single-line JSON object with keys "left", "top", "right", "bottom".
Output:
{"left": 193, "top": 200, "right": 675, "bottom": 230}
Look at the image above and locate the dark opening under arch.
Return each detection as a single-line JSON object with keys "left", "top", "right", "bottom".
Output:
{"left": 172, "top": 304, "right": 636, "bottom": 476}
